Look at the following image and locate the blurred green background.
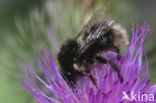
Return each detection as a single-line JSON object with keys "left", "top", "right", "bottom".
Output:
{"left": 0, "top": 0, "right": 156, "bottom": 103}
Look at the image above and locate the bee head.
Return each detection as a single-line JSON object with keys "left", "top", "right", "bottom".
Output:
{"left": 111, "top": 24, "right": 129, "bottom": 47}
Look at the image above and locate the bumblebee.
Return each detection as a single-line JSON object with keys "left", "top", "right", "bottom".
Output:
{"left": 58, "top": 8, "right": 129, "bottom": 88}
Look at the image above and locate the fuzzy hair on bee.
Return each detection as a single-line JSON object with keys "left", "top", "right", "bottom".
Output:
{"left": 57, "top": 8, "right": 129, "bottom": 89}
{"left": 57, "top": 40, "right": 82, "bottom": 85}
{"left": 112, "top": 24, "right": 129, "bottom": 47}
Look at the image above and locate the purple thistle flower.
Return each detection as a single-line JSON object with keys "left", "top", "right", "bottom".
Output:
{"left": 20, "top": 23, "right": 156, "bottom": 103}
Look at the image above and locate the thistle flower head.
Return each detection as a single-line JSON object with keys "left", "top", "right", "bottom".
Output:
{"left": 21, "top": 23, "right": 156, "bottom": 103}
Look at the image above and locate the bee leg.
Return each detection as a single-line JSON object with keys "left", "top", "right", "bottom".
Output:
{"left": 115, "top": 48, "right": 121, "bottom": 60}
{"left": 84, "top": 65, "right": 99, "bottom": 89}
{"left": 95, "top": 56, "right": 123, "bottom": 83}
{"left": 89, "top": 75, "right": 99, "bottom": 90}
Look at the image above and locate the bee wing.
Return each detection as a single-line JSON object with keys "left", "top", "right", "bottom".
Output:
{"left": 76, "top": 20, "right": 115, "bottom": 56}
{"left": 74, "top": 7, "right": 107, "bottom": 40}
